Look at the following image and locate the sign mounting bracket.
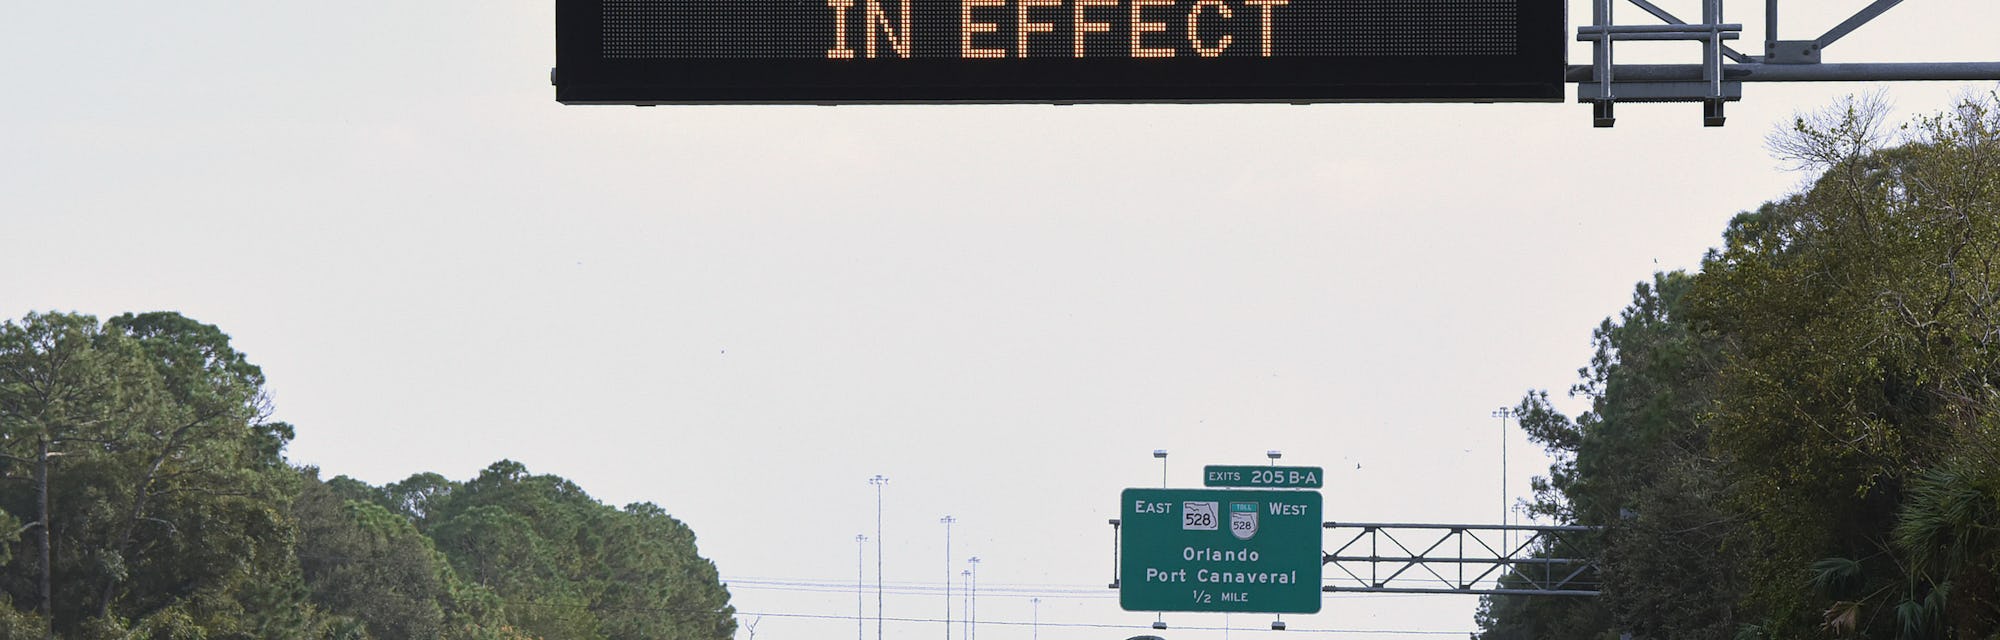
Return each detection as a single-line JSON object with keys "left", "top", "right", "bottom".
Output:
{"left": 1575, "top": 0, "right": 2000, "bottom": 127}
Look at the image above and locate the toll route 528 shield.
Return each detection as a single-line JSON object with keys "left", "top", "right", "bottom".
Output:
{"left": 1229, "top": 501, "right": 1258, "bottom": 540}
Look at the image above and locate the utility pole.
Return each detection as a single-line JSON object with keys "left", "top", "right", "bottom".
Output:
{"left": 856, "top": 534, "right": 867, "bottom": 640}
{"left": 869, "top": 475, "right": 889, "bottom": 640}
{"left": 940, "top": 516, "right": 955, "bottom": 640}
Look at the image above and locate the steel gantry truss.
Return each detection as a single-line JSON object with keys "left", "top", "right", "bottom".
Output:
{"left": 1321, "top": 522, "right": 1602, "bottom": 597}
{"left": 1574, "top": 0, "right": 2000, "bottom": 126}
{"left": 1109, "top": 519, "right": 1604, "bottom": 599}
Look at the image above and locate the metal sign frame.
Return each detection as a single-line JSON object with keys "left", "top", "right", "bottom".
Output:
{"left": 1571, "top": 0, "right": 2000, "bottom": 126}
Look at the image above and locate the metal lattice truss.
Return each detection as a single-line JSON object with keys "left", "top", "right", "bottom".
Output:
{"left": 1321, "top": 522, "right": 1602, "bottom": 597}
{"left": 1572, "top": 0, "right": 2000, "bottom": 126}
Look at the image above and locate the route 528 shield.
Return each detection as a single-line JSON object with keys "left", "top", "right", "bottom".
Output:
{"left": 1230, "top": 502, "right": 1258, "bottom": 540}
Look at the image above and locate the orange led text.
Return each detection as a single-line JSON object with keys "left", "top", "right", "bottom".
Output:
{"left": 827, "top": 0, "right": 1288, "bottom": 59}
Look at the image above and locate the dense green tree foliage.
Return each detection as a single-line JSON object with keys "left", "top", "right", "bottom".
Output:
{"left": 295, "top": 470, "right": 451, "bottom": 639}
{"left": 0, "top": 312, "right": 734, "bottom": 639}
{"left": 1479, "top": 94, "right": 2000, "bottom": 639}
{"left": 1476, "top": 273, "right": 1739, "bottom": 640}
{"left": 401, "top": 461, "right": 737, "bottom": 640}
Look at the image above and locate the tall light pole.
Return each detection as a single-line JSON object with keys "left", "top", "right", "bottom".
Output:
{"left": 869, "top": 475, "right": 889, "bottom": 640}
{"left": 960, "top": 569, "right": 972, "bottom": 640}
{"left": 856, "top": 534, "right": 868, "bottom": 640}
{"left": 940, "top": 516, "right": 955, "bottom": 640}
{"left": 1031, "top": 597, "right": 1041, "bottom": 640}
{"left": 967, "top": 556, "right": 981, "bottom": 640}
{"left": 1492, "top": 407, "right": 1515, "bottom": 552}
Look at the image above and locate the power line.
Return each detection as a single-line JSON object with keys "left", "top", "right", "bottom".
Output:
{"left": 726, "top": 580, "right": 1114, "bottom": 595}
{"left": 320, "top": 588, "right": 1472, "bottom": 636}
{"left": 726, "top": 576, "right": 1116, "bottom": 590}
{"left": 727, "top": 584, "right": 1115, "bottom": 600}
{"left": 722, "top": 577, "right": 1447, "bottom": 600}
{"left": 495, "top": 601, "right": 1473, "bottom": 636}
{"left": 719, "top": 611, "right": 1471, "bottom": 636}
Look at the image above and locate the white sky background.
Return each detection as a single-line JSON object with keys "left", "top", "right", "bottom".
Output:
{"left": 4, "top": 1, "right": 1998, "bottom": 638}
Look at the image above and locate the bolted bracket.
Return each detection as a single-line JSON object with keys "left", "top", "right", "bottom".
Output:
{"left": 1765, "top": 40, "right": 1821, "bottom": 64}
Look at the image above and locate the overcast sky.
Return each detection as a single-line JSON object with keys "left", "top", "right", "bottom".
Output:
{"left": 4, "top": 0, "right": 1998, "bottom": 638}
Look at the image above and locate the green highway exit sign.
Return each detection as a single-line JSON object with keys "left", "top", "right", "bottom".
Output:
{"left": 1119, "top": 488, "right": 1322, "bottom": 613}
{"left": 1203, "top": 465, "right": 1325, "bottom": 489}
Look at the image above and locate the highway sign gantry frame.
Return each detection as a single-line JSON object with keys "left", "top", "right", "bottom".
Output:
{"left": 1119, "top": 487, "right": 1322, "bottom": 613}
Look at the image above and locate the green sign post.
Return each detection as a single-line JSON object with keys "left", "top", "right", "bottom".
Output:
{"left": 1202, "top": 465, "right": 1325, "bottom": 489}
{"left": 1119, "top": 488, "right": 1322, "bottom": 613}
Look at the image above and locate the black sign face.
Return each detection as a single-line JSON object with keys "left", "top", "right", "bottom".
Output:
{"left": 555, "top": 0, "right": 1565, "bottom": 104}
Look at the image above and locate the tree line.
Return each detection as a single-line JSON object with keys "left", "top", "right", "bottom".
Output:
{"left": 0, "top": 312, "right": 736, "bottom": 639}
{"left": 1477, "top": 93, "right": 2000, "bottom": 639}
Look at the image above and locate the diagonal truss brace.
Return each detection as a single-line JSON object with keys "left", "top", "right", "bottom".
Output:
{"left": 1810, "top": 0, "right": 1905, "bottom": 54}
{"left": 1623, "top": 0, "right": 1754, "bottom": 63}
{"left": 1321, "top": 522, "right": 1603, "bottom": 597}
{"left": 1763, "top": 0, "right": 1904, "bottom": 63}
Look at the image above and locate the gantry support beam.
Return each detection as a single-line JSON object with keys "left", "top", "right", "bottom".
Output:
{"left": 1569, "top": 62, "right": 2000, "bottom": 83}
{"left": 1321, "top": 522, "right": 1602, "bottom": 597}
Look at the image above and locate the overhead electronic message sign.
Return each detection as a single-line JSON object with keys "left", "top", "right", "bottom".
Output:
{"left": 1120, "top": 488, "right": 1322, "bottom": 613}
{"left": 554, "top": 0, "right": 1565, "bottom": 104}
